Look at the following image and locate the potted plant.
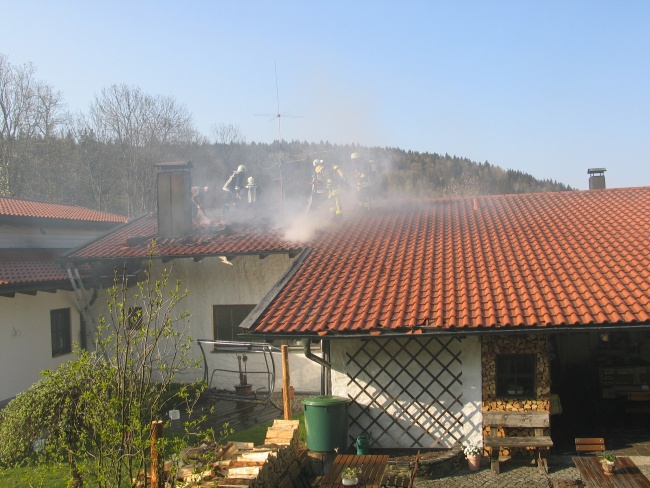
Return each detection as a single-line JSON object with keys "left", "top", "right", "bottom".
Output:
{"left": 341, "top": 466, "right": 361, "bottom": 486}
{"left": 463, "top": 441, "right": 482, "bottom": 471}
{"left": 600, "top": 451, "right": 617, "bottom": 475}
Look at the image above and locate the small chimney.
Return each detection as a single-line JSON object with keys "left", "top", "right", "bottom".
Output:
{"left": 588, "top": 167, "right": 606, "bottom": 190}
{"left": 155, "top": 161, "right": 193, "bottom": 237}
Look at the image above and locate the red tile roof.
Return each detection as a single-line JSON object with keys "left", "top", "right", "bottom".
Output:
{"left": 64, "top": 187, "right": 650, "bottom": 335}
{"left": 64, "top": 214, "right": 303, "bottom": 260}
{"left": 0, "top": 197, "right": 126, "bottom": 223}
{"left": 0, "top": 250, "right": 71, "bottom": 291}
{"left": 249, "top": 187, "right": 650, "bottom": 335}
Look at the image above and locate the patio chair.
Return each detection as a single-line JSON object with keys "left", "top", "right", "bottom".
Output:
{"left": 575, "top": 437, "right": 606, "bottom": 455}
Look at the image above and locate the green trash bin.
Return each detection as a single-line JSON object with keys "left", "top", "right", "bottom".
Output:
{"left": 302, "top": 395, "right": 350, "bottom": 452}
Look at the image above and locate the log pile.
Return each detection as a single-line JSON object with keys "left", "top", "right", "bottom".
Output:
{"left": 148, "top": 419, "right": 301, "bottom": 487}
{"left": 481, "top": 334, "right": 551, "bottom": 458}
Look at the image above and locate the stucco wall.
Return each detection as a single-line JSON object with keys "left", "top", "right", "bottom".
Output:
{"left": 0, "top": 290, "right": 82, "bottom": 403}
{"left": 0, "top": 223, "right": 111, "bottom": 249}
{"left": 89, "top": 254, "right": 322, "bottom": 393}
{"left": 329, "top": 335, "right": 482, "bottom": 449}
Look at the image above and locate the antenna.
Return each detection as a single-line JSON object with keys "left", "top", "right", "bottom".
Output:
{"left": 255, "top": 62, "right": 302, "bottom": 211}
{"left": 255, "top": 62, "right": 301, "bottom": 142}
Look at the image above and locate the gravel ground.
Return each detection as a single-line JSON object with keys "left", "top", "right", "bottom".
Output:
{"left": 413, "top": 456, "right": 650, "bottom": 487}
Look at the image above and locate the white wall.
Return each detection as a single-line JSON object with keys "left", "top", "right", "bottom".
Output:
{"left": 89, "top": 254, "right": 322, "bottom": 393}
{"left": 330, "top": 335, "right": 482, "bottom": 449}
{"left": 0, "top": 223, "right": 109, "bottom": 249}
{"left": 0, "top": 290, "right": 82, "bottom": 403}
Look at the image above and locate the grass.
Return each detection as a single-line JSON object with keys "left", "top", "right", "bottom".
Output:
{"left": 225, "top": 412, "right": 305, "bottom": 445}
{"left": 0, "top": 464, "right": 68, "bottom": 488}
{"left": 0, "top": 413, "right": 305, "bottom": 487}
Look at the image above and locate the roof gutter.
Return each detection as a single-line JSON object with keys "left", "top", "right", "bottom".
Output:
{"left": 302, "top": 338, "right": 331, "bottom": 369}
{"left": 245, "top": 322, "right": 650, "bottom": 341}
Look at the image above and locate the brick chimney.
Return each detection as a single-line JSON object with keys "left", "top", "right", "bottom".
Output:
{"left": 588, "top": 167, "right": 606, "bottom": 190}
{"left": 155, "top": 161, "right": 193, "bottom": 237}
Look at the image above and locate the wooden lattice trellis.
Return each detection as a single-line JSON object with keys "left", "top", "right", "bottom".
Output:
{"left": 345, "top": 336, "right": 464, "bottom": 448}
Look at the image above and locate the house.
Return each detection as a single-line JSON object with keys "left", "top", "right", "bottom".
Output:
{"left": 64, "top": 162, "right": 650, "bottom": 451}
{"left": 0, "top": 197, "right": 126, "bottom": 405}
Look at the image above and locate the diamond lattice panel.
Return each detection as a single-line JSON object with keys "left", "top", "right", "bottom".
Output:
{"left": 346, "top": 336, "right": 464, "bottom": 448}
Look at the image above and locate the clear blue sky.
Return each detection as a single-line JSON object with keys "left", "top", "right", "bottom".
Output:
{"left": 2, "top": 0, "right": 649, "bottom": 190}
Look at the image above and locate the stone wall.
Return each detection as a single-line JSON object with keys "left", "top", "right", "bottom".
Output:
{"left": 481, "top": 334, "right": 551, "bottom": 457}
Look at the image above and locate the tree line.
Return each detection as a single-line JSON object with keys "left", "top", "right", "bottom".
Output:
{"left": 0, "top": 53, "right": 571, "bottom": 218}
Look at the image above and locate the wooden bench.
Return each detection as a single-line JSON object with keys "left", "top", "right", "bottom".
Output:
{"left": 575, "top": 437, "right": 605, "bottom": 455}
{"left": 483, "top": 411, "right": 553, "bottom": 474}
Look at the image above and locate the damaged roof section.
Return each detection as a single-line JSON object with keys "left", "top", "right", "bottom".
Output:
{"left": 247, "top": 187, "right": 650, "bottom": 336}
{"left": 63, "top": 214, "right": 305, "bottom": 262}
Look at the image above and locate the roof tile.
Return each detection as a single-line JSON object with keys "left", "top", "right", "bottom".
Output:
{"left": 0, "top": 197, "right": 126, "bottom": 222}
{"left": 249, "top": 187, "right": 650, "bottom": 334}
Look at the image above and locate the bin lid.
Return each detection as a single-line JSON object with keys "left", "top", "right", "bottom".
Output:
{"left": 302, "top": 395, "right": 350, "bottom": 406}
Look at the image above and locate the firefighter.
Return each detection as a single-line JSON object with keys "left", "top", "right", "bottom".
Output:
{"left": 351, "top": 152, "right": 374, "bottom": 209}
{"left": 245, "top": 176, "right": 257, "bottom": 205}
{"left": 191, "top": 185, "right": 209, "bottom": 218}
{"left": 308, "top": 159, "right": 326, "bottom": 211}
{"left": 327, "top": 163, "right": 348, "bottom": 216}
{"left": 223, "top": 164, "right": 247, "bottom": 213}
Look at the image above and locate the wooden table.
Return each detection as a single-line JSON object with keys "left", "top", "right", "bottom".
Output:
{"left": 573, "top": 456, "right": 650, "bottom": 487}
{"left": 318, "top": 454, "right": 389, "bottom": 488}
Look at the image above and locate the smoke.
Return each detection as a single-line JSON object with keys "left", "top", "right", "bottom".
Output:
{"left": 280, "top": 206, "right": 333, "bottom": 243}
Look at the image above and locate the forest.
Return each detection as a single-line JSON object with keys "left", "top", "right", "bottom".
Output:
{"left": 0, "top": 53, "right": 571, "bottom": 218}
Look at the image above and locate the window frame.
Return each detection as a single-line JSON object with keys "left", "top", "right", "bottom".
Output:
{"left": 51, "top": 308, "right": 72, "bottom": 357}
{"left": 212, "top": 304, "right": 256, "bottom": 342}
{"left": 495, "top": 353, "right": 536, "bottom": 399}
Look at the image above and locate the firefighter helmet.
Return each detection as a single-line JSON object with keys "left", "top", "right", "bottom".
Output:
{"left": 351, "top": 152, "right": 360, "bottom": 160}
{"left": 237, "top": 164, "right": 247, "bottom": 173}
{"left": 246, "top": 176, "right": 255, "bottom": 186}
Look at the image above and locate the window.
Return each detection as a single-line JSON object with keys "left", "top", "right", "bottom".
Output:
{"left": 51, "top": 308, "right": 72, "bottom": 357}
{"left": 213, "top": 305, "right": 255, "bottom": 341}
{"left": 496, "top": 354, "right": 536, "bottom": 398}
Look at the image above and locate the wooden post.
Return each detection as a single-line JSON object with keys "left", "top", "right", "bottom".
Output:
{"left": 281, "top": 344, "right": 292, "bottom": 420}
{"left": 150, "top": 420, "right": 163, "bottom": 488}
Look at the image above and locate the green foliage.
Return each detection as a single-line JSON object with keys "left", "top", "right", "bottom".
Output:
{"left": 0, "top": 252, "right": 212, "bottom": 487}
{"left": 601, "top": 451, "right": 616, "bottom": 463}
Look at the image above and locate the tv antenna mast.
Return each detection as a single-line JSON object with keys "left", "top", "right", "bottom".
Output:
{"left": 255, "top": 62, "right": 301, "bottom": 142}
{"left": 255, "top": 62, "right": 301, "bottom": 210}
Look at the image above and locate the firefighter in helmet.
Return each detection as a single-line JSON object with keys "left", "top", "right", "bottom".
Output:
{"left": 246, "top": 176, "right": 257, "bottom": 205}
{"left": 326, "top": 163, "right": 348, "bottom": 216}
{"left": 223, "top": 164, "right": 247, "bottom": 213}
{"left": 308, "top": 159, "right": 326, "bottom": 211}
{"left": 351, "top": 152, "right": 374, "bottom": 209}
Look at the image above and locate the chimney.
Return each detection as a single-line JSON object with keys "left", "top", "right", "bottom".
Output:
{"left": 155, "top": 161, "right": 193, "bottom": 237}
{"left": 588, "top": 167, "right": 606, "bottom": 190}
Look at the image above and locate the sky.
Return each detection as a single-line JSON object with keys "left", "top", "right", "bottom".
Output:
{"left": 1, "top": 0, "right": 649, "bottom": 191}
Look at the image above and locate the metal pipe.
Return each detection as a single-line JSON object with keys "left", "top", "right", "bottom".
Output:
{"left": 302, "top": 338, "right": 331, "bottom": 369}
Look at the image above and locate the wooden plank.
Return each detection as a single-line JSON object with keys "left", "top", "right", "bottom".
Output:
{"left": 483, "top": 411, "right": 550, "bottom": 428}
{"left": 573, "top": 456, "right": 650, "bottom": 488}
{"left": 484, "top": 436, "right": 553, "bottom": 448}
{"left": 618, "top": 457, "right": 650, "bottom": 488}
{"left": 576, "top": 437, "right": 606, "bottom": 453}
{"left": 318, "top": 454, "right": 388, "bottom": 488}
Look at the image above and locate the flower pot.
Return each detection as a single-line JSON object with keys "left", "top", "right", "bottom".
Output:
{"left": 234, "top": 384, "right": 253, "bottom": 396}
{"left": 467, "top": 454, "right": 481, "bottom": 471}
{"left": 342, "top": 477, "right": 358, "bottom": 486}
{"left": 602, "top": 460, "right": 616, "bottom": 475}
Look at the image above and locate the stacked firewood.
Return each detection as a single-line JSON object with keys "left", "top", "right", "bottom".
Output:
{"left": 141, "top": 419, "right": 301, "bottom": 487}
